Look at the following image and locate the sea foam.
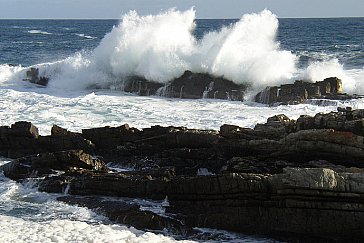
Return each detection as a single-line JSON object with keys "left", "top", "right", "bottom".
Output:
{"left": 35, "top": 9, "right": 297, "bottom": 91}
{"left": 1, "top": 9, "right": 364, "bottom": 95}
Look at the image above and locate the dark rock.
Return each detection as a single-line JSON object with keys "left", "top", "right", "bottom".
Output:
{"left": 0, "top": 150, "right": 109, "bottom": 181}
{"left": 57, "top": 195, "right": 192, "bottom": 234}
{"left": 255, "top": 77, "right": 352, "bottom": 105}
{"left": 23, "top": 67, "right": 49, "bottom": 86}
{"left": 121, "top": 77, "right": 164, "bottom": 96}
{"left": 0, "top": 122, "right": 95, "bottom": 158}
{"left": 82, "top": 124, "right": 139, "bottom": 150}
{"left": 161, "top": 71, "right": 247, "bottom": 101}
{"left": 10, "top": 121, "right": 39, "bottom": 138}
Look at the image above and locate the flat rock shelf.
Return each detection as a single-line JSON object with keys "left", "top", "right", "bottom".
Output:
{"left": 1, "top": 107, "right": 364, "bottom": 241}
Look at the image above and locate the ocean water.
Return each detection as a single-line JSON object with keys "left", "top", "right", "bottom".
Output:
{"left": 0, "top": 9, "right": 364, "bottom": 242}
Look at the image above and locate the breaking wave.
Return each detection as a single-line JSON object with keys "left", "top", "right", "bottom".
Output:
{"left": 35, "top": 9, "right": 298, "bottom": 91}
{"left": 2, "top": 8, "right": 364, "bottom": 94}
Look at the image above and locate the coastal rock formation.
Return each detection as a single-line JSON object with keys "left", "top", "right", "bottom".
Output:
{"left": 2, "top": 108, "right": 364, "bottom": 240}
{"left": 0, "top": 150, "right": 108, "bottom": 181}
{"left": 23, "top": 69, "right": 247, "bottom": 101}
{"left": 160, "top": 71, "right": 246, "bottom": 100}
{"left": 118, "top": 71, "right": 247, "bottom": 101}
{"left": 0, "top": 122, "right": 94, "bottom": 158}
{"left": 255, "top": 77, "right": 356, "bottom": 105}
{"left": 57, "top": 196, "right": 191, "bottom": 234}
{"left": 37, "top": 168, "right": 364, "bottom": 240}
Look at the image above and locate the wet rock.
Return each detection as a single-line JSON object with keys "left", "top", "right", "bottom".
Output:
{"left": 121, "top": 77, "right": 164, "bottom": 96}
{"left": 0, "top": 122, "right": 95, "bottom": 158}
{"left": 255, "top": 77, "right": 351, "bottom": 105}
{"left": 57, "top": 195, "right": 193, "bottom": 234}
{"left": 23, "top": 67, "right": 49, "bottom": 86}
{"left": 162, "top": 71, "right": 246, "bottom": 101}
{"left": 0, "top": 150, "right": 109, "bottom": 181}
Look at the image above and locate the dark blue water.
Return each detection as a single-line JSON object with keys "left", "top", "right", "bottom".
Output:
{"left": 1, "top": 18, "right": 364, "bottom": 68}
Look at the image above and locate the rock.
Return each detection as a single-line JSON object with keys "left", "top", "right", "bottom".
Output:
{"left": 222, "top": 157, "right": 293, "bottom": 174}
{"left": 23, "top": 67, "right": 49, "bottom": 86}
{"left": 10, "top": 121, "right": 39, "bottom": 138}
{"left": 255, "top": 77, "right": 353, "bottom": 105}
{"left": 2, "top": 116, "right": 364, "bottom": 240}
{"left": 82, "top": 124, "right": 139, "bottom": 150}
{"left": 121, "top": 77, "right": 164, "bottom": 96}
{"left": 0, "top": 150, "right": 109, "bottom": 181}
{"left": 38, "top": 168, "right": 364, "bottom": 240}
{"left": 57, "top": 195, "right": 192, "bottom": 234}
{"left": 0, "top": 122, "right": 95, "bottom": 158}
{"left": 161, "top": 71, "right": 246, "bottom": 101}
{"left": 254, "top": 114, "right": 296, "bottom": 140}
{"left": 278, "top": 129, "right": 364, "bottom": 164}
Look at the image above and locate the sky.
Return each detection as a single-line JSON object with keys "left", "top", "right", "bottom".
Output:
{"left": 0, "top": 0, "right": 364, "bottom": 19}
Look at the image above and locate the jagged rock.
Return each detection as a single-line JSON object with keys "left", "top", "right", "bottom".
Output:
{"left": 255, "top": 77, "right": 352, "bottom": 105}
{"left": 23, "top": 67, "right": 49, "bottom": 86}
{"left": 0, "top": 150, "right": 109, "bottom": 181}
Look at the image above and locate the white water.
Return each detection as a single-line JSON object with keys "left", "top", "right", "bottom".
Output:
{"left": 1, "top": 9, "right": 362, "bottom": 94}
{"left": 1, "top": 8, "right": 364, "bottom": 242}
{"left": 28, "top": 30, "right": 53, "bottom": 35}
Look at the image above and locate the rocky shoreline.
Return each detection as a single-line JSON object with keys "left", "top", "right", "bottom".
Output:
{"left": 1, "top": 108, "right": 364, "bottom": 241}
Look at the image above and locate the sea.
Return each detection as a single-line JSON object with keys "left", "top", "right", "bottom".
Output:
{"left": 0, "top": 9, "right": 363, "bottom": 242}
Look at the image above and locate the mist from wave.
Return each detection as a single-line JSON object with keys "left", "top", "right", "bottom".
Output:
{"left": 1, "top": 9, "right": 364, "bottom": 96}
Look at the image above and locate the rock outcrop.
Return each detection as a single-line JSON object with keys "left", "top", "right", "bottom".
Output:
{"left": 2, "top": 108, "right": 364, "bottom": 241}
{"left": 121, "top": 71, "right": 247, "bottom": 101}
{"left": 24, "top": 69, "right": 247, "bottom": 101}
{"left": 38, "top": 168, "right": 364, "bottom": 240}
{"left": 0, "top": 122, "right": 94, "bottom": 158}
{"left": 255, "top": 77, "right": 358, "bottom": 105}
{"left": 0, "top": 150, "right": 109, "bottom": 181}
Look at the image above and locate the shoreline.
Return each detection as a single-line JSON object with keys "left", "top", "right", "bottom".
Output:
{"left": 1, "top": 107, "right": 364, "bottom": 241}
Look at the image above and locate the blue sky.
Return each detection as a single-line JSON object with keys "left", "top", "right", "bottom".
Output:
{"left": 1, "top": 0, "right": 364, "bottom": 19}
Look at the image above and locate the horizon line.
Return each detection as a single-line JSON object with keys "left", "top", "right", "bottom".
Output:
{"left": 0, "top": 16, "right": 364, "bottom": 21}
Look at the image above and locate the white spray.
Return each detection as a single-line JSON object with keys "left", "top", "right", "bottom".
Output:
{"left": 1, "top": 8, "right": 363, "bottom": 95}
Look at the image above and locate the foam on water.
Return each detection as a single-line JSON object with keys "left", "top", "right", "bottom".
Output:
{"left": 28, "top": 30, "right": 52, "bottom": 35}
{"left": 76, "top": 33, "right": 97, "bottom": 39}
{"left": 0, "top": 157, "right": 196, "bottom": 243}
{"left": 1, "top": 88, "right": 358, "bottom": 135}
{"left": 0, "top": 215, "right": 197, "bottom": 243}
{"left": 0, "top": 10, "right": 364, "bottom": 242}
